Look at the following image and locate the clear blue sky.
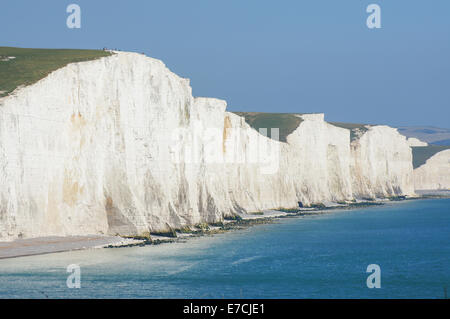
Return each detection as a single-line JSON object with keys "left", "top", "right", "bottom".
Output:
{"left": 1, "top": 0, "right": 449, "bottom": 128}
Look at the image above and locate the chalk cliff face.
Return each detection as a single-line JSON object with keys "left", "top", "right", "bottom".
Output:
{"left": 0, "top": 52, "right": 415, "bottom": 240}
{"left": 350, "top": 126, "right": 415, "bottom": 198}
{"left": 414, "top": 150, "right": 450, "bottom": 190}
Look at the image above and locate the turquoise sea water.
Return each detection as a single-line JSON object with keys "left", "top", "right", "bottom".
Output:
{"left": 0, "top": 199, "right": 449, "bottom": 299}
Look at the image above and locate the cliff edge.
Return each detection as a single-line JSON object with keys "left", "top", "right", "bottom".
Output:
{"left": 0, "top": 51, "right": 416, "bottom": 240}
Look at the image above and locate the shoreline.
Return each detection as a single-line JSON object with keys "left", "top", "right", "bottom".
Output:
{"left": 1, "top": 193, "right": 449, "bottom": 260}
{"left": 0, "top": 236, "right": 143, "bottom": 260}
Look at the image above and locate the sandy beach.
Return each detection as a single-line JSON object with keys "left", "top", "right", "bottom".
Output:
{"left": 0, "top": 236, "right": 140, "bottom": 259}
{"left": 0, "top": 210, "right": 290, "bottom": 259}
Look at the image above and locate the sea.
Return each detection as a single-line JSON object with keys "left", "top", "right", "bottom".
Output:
{"left": 0, "top": 198, "right": 449, "bottom": 299}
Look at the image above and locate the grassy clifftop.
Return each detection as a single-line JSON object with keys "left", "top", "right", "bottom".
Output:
{"left": 0, "top": 47, "right": 112, "bottom": 97}
{"left": 233, "top": 112, "right": 374, "bottom": 143}
{"left": 233, "top": 112, "right": 304, "bottom": 142}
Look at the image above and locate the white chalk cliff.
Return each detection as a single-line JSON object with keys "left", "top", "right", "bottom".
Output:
{"left": 0, "top": 52, "right": 416, "bottom": 240}
{"left": 407, "top": 137, "right": 428, "bottom": 147}
{"left": 414, "top": 150, "right": 450, "bottom": 190}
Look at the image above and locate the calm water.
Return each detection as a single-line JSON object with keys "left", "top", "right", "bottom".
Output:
{"left": 0, "top": 199, "right": 449, "bottom": 299}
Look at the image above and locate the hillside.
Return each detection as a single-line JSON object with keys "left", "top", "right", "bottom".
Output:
{"left": 398, "top": 126, "right": 450, "bottom": 146}
{"left": 0, "top": 47, "right": 111, "bottom": 97}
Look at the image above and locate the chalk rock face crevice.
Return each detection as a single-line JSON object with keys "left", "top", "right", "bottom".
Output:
{"left": 0, "top": 52, "right": 415, "bottom": 240}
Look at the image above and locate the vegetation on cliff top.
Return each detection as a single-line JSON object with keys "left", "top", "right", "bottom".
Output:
{"left": 233, "top": 112, "right": 304, "bottom": 142}
{"left": 233, "top": 111, "right": 371, "bottom": 143}
{"left": 0, "top": 47, "right": 111, "bottom": 97}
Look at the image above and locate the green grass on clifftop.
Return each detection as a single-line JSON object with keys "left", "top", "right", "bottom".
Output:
{"left": 0, "top": 47, "right": 112, "bottom": 97}
{"left": 232, "top": 112, "right": 373, "bottom": 143}
{"left": 233, "top": 112, "right": 303, "bottom": 142}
